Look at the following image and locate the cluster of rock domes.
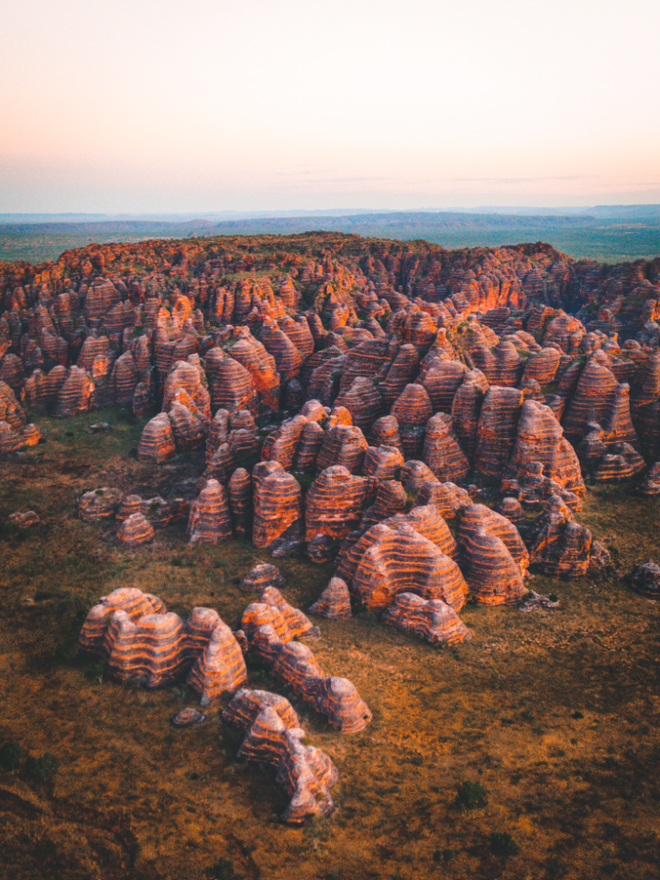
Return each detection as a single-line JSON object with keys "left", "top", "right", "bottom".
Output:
{"left": 26, "top": 232, "right": 652, "bottom": 632}
{"left": 78, "top": 575, "right": 370, "bottom": 823}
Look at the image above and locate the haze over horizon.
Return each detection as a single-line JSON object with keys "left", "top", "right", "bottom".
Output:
{"left": 2, "top": 0, "right": 659, "bottom": 214}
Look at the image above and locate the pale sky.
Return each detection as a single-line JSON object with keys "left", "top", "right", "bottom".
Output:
{"left": 1, "top": 0, "right": 659, "bottom": 213}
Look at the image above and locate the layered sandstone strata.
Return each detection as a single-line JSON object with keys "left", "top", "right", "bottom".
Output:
{"left": 305, "top": 466, "right": 366, "bottom": 544}
{"left": 186, "top": 479, "right": 231, "bottom": 544}
{"left": 222, "top": 689, "right": 339, "bottom": 824}
{"left": 529, "top": 495, "right": 593, "bottom": 578}
{"left": 137, "top": 413, "right": 176, "bottom": 463}
{"left": 308, "top": 577, "right": 352, "bottom": 619}
{"left": 186, "top": 620, "right": 248, "bottom": 705}
{"left": 116, "top": 512, "right": 155, "bottom": 546}
{"left": 252, "top": 461, "right": 303, "bottom": 552}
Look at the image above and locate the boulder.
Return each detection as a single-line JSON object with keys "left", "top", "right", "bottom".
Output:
{"left": 382, "top": 593, "right": 472, "bottom": 646}
{"left": 628, "top": 561, "right": 660, "bottom": 599}
{"left": 116, "top": 512, "right": 155, "bottom": 546}
{"left": 78, "top": 487, "right": 123, "bottom": 522}
{"left": 308, "top": 577, "right": 352, "bottom": 620}
{"left": 239, "top": 563, "right": 285, "bottom": 593}
{"left": 529, "top": 494, "right": 593, "bottom": 578}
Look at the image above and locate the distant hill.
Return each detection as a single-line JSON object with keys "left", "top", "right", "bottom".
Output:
{"left": 1, "top": 207, "right": 659, "bottom": 264}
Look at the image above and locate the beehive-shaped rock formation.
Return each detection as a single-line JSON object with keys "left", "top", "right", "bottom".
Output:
{"left": 0, "top": 381, "right": 27, "bottom": 429}
{"left": 259, "top": 321, "right": 303, "bottom": 382}
{"left": 187, "top": 621, "right": 248, "bottom": 705}
{"left": 228, "top": 467, "right": 252, "bottom": 537}
{"left": 382, "top": 592, "right": 472, "bottom": 646}
{"left": 360, "top": 479, "right": 408, "bottom": 530}
{"left": 529, "top": 495, "right": 593, "bottom": 578}
{"left": 222, "top": 690, "right": 338, "bottom": 824}
{"left": 305, "top": 466, "right": 366, "bottom": 543}
{"left": 458, "top": 526, "right": 527, "bottom": 606}
{"left": 390, "top": 506, "right": 458, "bottom": 560}
{"left": 54, "top": 365, "right": 94, "bottom": 418}
{"left": 228, "top": 331, "right": 280, "bottom": 410}
{"left": 379, "top": 344, "right": 418, "bottom": 404}
{"left": 474, "top": 386, "right": 524, "bottom": 477}
{"left": 206, "top": 348, "right": 259, "bottom": 414}
{"left": 168, "top": 403, "right": 206, "bottom": 451}
{"left": 79, "top": 588, "right": 166, "bottom": 656}
{"left": 137, "top": 413, "right": 176, "bottom": 463}
{"left": 308, "top": 577, "right": 352, "bottom": 619}
{"left": 362, "top": 445, "right": 404, "bottom": 481}
{"left": 299, "top": 677, "right": 372, "bottom": 733}
{"left": 422, "top": 413, "right": 470, "bottom": 483}
{"left": 316, "top": 424, "right": 368, "bottom": 474}
{"left": 562, "top": 354, "right": 617, "bottom": 440}
{"left": 273, "top": 641, "right": 326, "bottom": 694}
{"left": 239, "top": 563, "right": 286, "bottom": 593}
{"left": 350, "top": 522, "right": 468, "bottom": 612}
{"left": 259, "top": 587, "right": 319, "bottom": 641}
{"left": 116, "top": 512, "right": 155, "bottom": 546}
{"left": 261, "top": 414, "right": 308, "bottom": 470}
{"left": 369, "top": 415, "right": 402, "bottom": 450}
{"left": 334, "top": 377, "right": 382, "bottom": 432}
{"left": 458, "top": 504, "right": 529, "bottom": 572}
{"left": 391, "top": 383, "right": 433, "bottom": 459}
{"left": 0, "top": 420, "right": 21, "bottom": 455}
{"left": 507, "top": 400, "right": 585, "bottom": 494}
{"left": 252, "top": 461, "right": 303, "bottom": 552}
{"left": 420, "top": 357, "right": 467, "bottom": 412}
{"left": 187, "top": 478, "right": 232, "bottom": 544}
{"left": 104, "top": 611, "right": 188, "bottom": 688}
{"left": 522, "top": 346, "right": 561, "bottom": 385}
{"left": 293, "top": 420, "right": 324, "bottom": 473}
{"left": 591, "top": 442, "right": 646, "bottom": 482}
{"left": 414, "top": 480, "right": 471, "bottom": 518}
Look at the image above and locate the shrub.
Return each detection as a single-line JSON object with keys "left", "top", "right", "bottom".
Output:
{"left": 490, "top": 831, "right": 518, "bottom": 857}
{"left": 205, "top": 859, "right": 243, "bottom": 880}
{"left": 23, "top": 753, "right": 59, "bottom": 785}
{"left": 0, "top": 741, "right": 24, "bottom": 772}
{"left": 455, "top": 780, "right": 488, "bottom": 810}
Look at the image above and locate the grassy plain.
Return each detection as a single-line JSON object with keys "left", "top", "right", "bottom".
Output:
{"left": 0, "top": 412, "right": 659, "bottom": 880}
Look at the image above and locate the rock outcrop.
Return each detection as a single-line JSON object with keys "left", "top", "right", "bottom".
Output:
{"left": 222, "top": 689, "right": 339, "bottom": 824}
{"left": 382, "top": 592, "right": 472, "bottom": 646}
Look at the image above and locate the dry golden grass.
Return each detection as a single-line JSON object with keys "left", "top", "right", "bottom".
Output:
{"left": 0, "top": 412, "right": 659, "bottom": 880}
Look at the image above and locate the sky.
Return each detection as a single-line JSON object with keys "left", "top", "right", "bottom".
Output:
{"left": 1, "top": 0, "right": 659, "bottom": 214}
